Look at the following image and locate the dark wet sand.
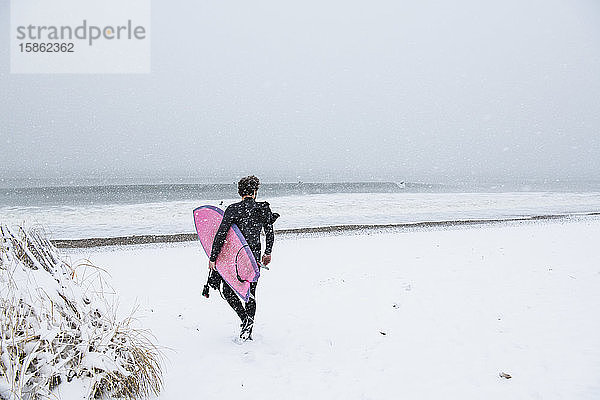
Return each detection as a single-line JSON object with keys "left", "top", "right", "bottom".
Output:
{"left": 51, "top": 212, "right": 600, "bottom": 249}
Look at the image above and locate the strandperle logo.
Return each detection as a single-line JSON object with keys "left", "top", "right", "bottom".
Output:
{"left": 15, "top": 20, "right": 147, "bottom": 46}
{"left": 11, "top": 0, "right": 151, "bottom": 74}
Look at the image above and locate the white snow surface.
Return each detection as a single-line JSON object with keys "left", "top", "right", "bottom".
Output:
{"left": 3, "top": 192, "right": 600, "bottom": 239}
{"left": 68, "top": 217, "right": 600, "bottom": 399}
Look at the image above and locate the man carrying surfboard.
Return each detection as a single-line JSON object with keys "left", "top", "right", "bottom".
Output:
{"left": 208, "top": 175, "right": 279, "bottom": 340}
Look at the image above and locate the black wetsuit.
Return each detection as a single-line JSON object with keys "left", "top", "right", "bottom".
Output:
{"left": 210, "top": 197, "right": 278, "bottom": 323}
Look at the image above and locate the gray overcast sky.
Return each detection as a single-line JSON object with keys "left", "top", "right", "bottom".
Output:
{"left": 1, "top": 0, "right": 599, "bottom": 185}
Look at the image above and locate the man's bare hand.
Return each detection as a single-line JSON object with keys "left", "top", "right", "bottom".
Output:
{"left": 262, "top": 254, "right": 271, "bottom": 266}
{"left": 208, "top": 261, "right": 216, "bottom": 271}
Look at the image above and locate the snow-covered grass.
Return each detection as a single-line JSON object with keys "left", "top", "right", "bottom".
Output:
{"left": 69, "top": 217, "right": 600, "bottom": 399}
{"left": 0, "top": 226, "right": 163, "bottom": 400}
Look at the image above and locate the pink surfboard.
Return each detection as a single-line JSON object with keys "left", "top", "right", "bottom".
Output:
{"left": 193, "top": 205, "right": 260, "bottom": 302}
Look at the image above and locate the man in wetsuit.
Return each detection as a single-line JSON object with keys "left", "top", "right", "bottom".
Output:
{"left": 208, "top": 175, "right": 279, "bottom": 340}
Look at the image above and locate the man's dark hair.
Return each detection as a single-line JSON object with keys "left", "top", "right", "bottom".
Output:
{"left": 238, "top": 175, "right": 260, "bottom": 196}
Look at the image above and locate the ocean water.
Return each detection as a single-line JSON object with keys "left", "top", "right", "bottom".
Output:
{"left": 1, "top": 183, "right": 599, "bottom": 239}
{"left": 0, "top": 182, "right": 423, "bottom": 207}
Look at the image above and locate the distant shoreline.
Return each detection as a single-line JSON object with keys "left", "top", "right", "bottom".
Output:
{"left": 53, "top": 211, "right": 600, "bottom": 249}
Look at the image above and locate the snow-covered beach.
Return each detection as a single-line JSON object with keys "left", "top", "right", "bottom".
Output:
{"left": 5, "top": 0, "right": 600, "bottom": 397}
{"left": 67, "top": 216, "right": 600, "bottom": 400}
{"left": 3, "top": 191, "right": 600, "bottom": 240}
